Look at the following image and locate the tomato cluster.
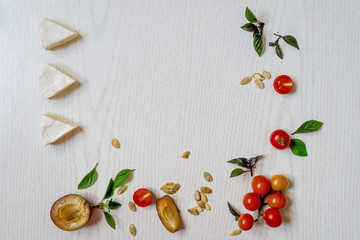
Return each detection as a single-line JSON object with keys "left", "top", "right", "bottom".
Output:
{"left": 238, "top": 175, "right": 289, "bottom": 231}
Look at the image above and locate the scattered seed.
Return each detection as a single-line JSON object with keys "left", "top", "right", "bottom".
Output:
{"left": 200, "top": 192, "right": 208, "bottom": 203}
{"left": 200, "top": 187, "right": 212, "bottom": 194}
{"left": 205, "top": 202, "right": 211, "bottom": 210}
{"left": 187, "top": 208, "right": 199, "bottom": 216}
{"left": 129, "top": 224, "right": 136, "bottom": 236}
{"left": 254, "top": 79, "right": 264, "bottom": 89}
{"left": 116, "top": 184, "right": 128, "bottom": 195}
{"left": 128, "top": 201, "right": 137, "bottom": 212}
{"left": 196, "top": 200, "right": 206, "bottom": 209}
{"left": 181, "top": 151, "right": 190, "bottom": 159}
{"left": 240, "top": 76, "right": 252, "bottom": 85}
{"left": 262, "top": 71, "right": 271, "bottom": 79}
{"left": 192, "top": 205, "right": 204, "bottom": 212}
{"left": 253, "top": 73, "right": 265, "bottom": 81}
{"left": 203, "top": 172, "right": 213, "bottom": 182}
{"left": 229, "top": 229, "right": 242, "bottom": 236}
{"left": 172, "top": 183, "right": 181, "bottom": 192}
{"left": 160, "top": 182, "right": 175, "bottom": 190}
{"left": 111, "top": 138, "right": 121, "bottom": 148}
{"left": 194, "top": 190, "right": 201, "bottom": 201}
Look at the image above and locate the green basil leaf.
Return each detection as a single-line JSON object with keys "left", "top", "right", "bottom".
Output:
{"left": 108, "top": 200, "right": 121, "bottom": 210}
{"left": 240, "top": 23, "right": 256, "bottom": 32}
{"left": 230, "top": 168, "right": 245, "bottom": 178}
{"left": 103, "top": 211, "right": 116, "bottom": 229}
{"left": 290, "top": 139, "right": 308, "bottom": 157}
{"left": 114, "top": 169, "right": 135, "bottom": 189}
{"left": 103, "top": 178, "right": 115, "bottom": 200}
{"left": 276, "top": 45, "right": 283, "bottom": 59}
{"left": 245, "top": 7, "right": 257, "bottom": 23}
{"left": 227, "top": 202, "right": 241, "bottom": 221}
{"left": 292, "top": 120, "right": 324, "bottom": 135}
{"left": 253, "top": 34, "right": 263, "bottom": 57}
{"left": 227, "top": 158, "right": 247, "bottom": 164}
{"left": 283, "top": 35, "right": 300, "bottom": 50}
{"left": 77, "top": 163, "right": 98, "bottom": 190}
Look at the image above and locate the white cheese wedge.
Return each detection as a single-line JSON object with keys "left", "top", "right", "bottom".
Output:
{"left": 39, "top": 64, "right": 77, "bottom": 99}
{"left": 39, "top": 17, "right": 79, "bottom": 50}
{"left": 41, "top": 114, "right": 78, "bottom": 145}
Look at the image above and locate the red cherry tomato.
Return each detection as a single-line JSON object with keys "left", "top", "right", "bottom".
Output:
{"left": 263, "top": 208, "right": 283, "bottom": 228}
{"left": 270, "top": 129, "right": 290, "bottom": 150}
{"left": 238, "top": 213, "right": 254, "bottom": 231}
{"left": 273, "top": 75, "right": 293, "bottom": 94}
{"left": 251, "top": 175, "right": 271, "bottom": 196}
{"left": 267, "top": 192, "right": 287, "bottom": 209}
{"left": 243, "top": 192, "right": 261, "bottom": 211}
{"left": 133, "top": 188, "right": 152, "bottom": 207}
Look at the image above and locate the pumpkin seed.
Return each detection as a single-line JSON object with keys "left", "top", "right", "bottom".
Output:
{"left": 160, "top": 182, "right": 175, "bottom": 190}
{"left": 254, "top": 79, "right": 264, "bottom": 89}
{"left": 262, "top": 71, "right": 271, "bottom": 79}
{"left": 203, "top": 172, "right": 213, "bottom": 182}
{"left": 181, "top": 151, "right": 190, "bottom": 159}
{"left": 128, "top": 201, "right": 137, "bottom": 212}
{"left": 205, "top": 202, "right": 211, "bottom": 210}
{"left": 196, "top": 200, "right": 206, "bottom": 209}
{"left": 172, "top": 183, "right": 181, "bottom": 192}
{"left": 252, "top": 73, "right": 265, "bottom": 81}
{"left": 200, "top": 192, "right": 208, "bottom": 203}
{"left": 194, "top": 190, "right": 201, "bottom": 201}
{"left": 240, "top": 76, "right": 252, "bottom": 85}
{"left": 192, "top": 205, "right": 203, "bottom": 213}
{"left": 187, "top": 208, "right": 199, "bottom": 216}
{"left": 116, "top": 184, "right": 128, "bottom": 195}
{"left": 129, "top": 224, "right": 136, "bottom": 236}
{"left": 229, "top": 229, "right": 242, "bottom": 236}
{"left": 111, "top": 138, "right": 121, "bottom": 148}
{"left": 200, "top": 187, "right": 212, "bottom": 194}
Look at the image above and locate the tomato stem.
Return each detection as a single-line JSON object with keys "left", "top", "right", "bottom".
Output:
{"left": 255, "top": 189, "right": 274, "bottom": 222}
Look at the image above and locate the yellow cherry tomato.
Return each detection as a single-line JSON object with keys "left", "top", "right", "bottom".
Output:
{"left": 270, "top": 175, "right": 289, "bottom": 191}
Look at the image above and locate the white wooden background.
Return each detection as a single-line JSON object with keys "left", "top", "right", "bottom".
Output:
{"left": 1, "top": 0, "right": 359, "bottom": 239}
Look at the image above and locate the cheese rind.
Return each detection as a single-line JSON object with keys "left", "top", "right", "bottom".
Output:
{"left": 39, "top": 64, "right": 76, "bottom": 99}
{"left": 39, "top": 17, "right": 79, "bottom": 50}
{"left": 41, "top": 114, "right": 78, "bottom": 145}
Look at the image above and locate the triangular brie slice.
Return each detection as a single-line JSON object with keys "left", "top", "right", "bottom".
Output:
{"left": 39, "top": 64, "right": 77, "bottom": 99}
{"left": 39, "top": 18, "right": 79, "bottom": 50}
{"left": 41, "top": 114, "right": 78, "bottom": 145}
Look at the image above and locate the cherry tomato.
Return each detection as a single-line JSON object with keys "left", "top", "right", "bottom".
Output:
{"left": 263, "top": 208, "right": 283, "bottom": 228}
{"left": 270, "top": 175, "right": 289, "bottom": 191}
{"left": 251, "top": 175, "right": 271, "bottom": 196}
{"left": 267, "top": 192, "right": 287, "bottom": 209}
{"left": 238, "top": 213, "right": 254, "bottom": 231}
{"left": 243, "top": 192, "right": 261, "bottom": 211}
{"left": 273, "top": 75, "right": 293, "bottom": 94}
{"left": 133, "top": 188, "right": 152, "bottom": 207}
{"left": 270, "top": 130, "right": 290, "bottom": 150}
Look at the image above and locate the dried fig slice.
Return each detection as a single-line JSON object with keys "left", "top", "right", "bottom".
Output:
{"left": 50, "top": 194, "right": 91, "bottom": 231}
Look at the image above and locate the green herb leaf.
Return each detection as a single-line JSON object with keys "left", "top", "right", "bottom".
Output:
{"left": 292, "top": 120, "right": 324, "bottom": 135}
{"left": 253, "top": 35, "right": 263, "bottom": 56}
{"left": 108, "top": 200, "right": 121, "bottom": 210}
{"left": 290, "top": 139, "right": 308, "bottom": 157}
{"left": 245, "top": 7, "right": 257, "bottom": 23}
{"left": 227, "top": 158, "right": 248, "bottom": 164}
{"left": 114, "top": 169, "right": 134, "bottom": 189}
{"left": 103, "top": 211, "right": 116, "bottom": 229}
{"left": 227, "top": 202, "right": 241, "bottom": 221}
{"left": 230, "top": 168, "right": 245, "bottom": 178}
{"left": 283, "top": 35, "right": 300, "bottom": 50}
{"left": 275, "top": 45, "right": 283, "bottom": 59}
{"left": 103, "top": 178, "right": 115, "bottom": 200}
{"left": 240, "top": 23, "right": 256, "bottom": 32}
{"left": 77, "top": 163, "right": 99, "bottom": 190}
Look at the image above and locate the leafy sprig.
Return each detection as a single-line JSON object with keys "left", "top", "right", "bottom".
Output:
{"left": 240, "top": 7, "right": 264, "bottom": 56}
{"left": 227, "top": 155, "right": 263, "bottom": 177}
{"left": 269, "top": 33, "right": 300, "bottom": 59}
{"left": 288, "top": 120, "right": 323, "bottom": 157}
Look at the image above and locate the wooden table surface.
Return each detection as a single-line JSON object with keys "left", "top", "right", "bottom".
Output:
{"left": 1, "top": 0, "right": 359, "bottom": 239}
